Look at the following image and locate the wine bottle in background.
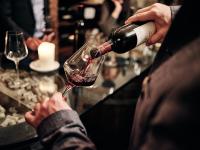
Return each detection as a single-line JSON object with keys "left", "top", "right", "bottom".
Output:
{"left": 90, "top": 22, "right": 156, "bottom": 59}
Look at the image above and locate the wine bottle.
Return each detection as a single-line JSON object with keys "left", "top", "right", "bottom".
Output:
{"left": 90, "top": 22, "right": 156, "bottom": 58}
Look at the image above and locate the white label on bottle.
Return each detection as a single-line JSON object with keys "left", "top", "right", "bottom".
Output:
{"left": 134, "top": 22, "right": 156, "bottom": 46}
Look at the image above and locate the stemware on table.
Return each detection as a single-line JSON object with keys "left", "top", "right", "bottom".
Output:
{"left": 4, "top": 31, "right": 28, "bottom": 83}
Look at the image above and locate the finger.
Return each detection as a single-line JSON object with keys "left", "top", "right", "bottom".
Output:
{"left": 34, "top": 103, "right": 41, "bottom": 111}
{"left": 28, "top": 41, "right": 38, "bottom": 50}
{"left": 50, "top": 92, "right": 63, "bottom": 102}
{"left": 41, "top": 98, "right": 49, "bottom": 109}
{"left": 125, "top": 11, "right": 155, "bottom": 24}
{"left": 49, "top": 92, "right": 71, "bottom": 110}
{"left": 33, "top": 103, "right": 41, "bottom": 116}
{"left": 147, "top": 30, "right": 164, "bottom": 45}
{"left": 40, "top": 98, "right": 50, "bottom": 116}
{"left": 29, "top": 40, "right": 39, "bottom": 51}
{"left": 47, "top": 100, "right": 57, "bottom": 114}
{"left": 31, "top": 38, "right": 42, "bottom": 47}
{"left": 47, "top": 32, "right": 55, "bottom": 42}
{"left": 135, "top": 5, "right": 152, "bottom": 14}
{"left": 34, "top": 38, "right": 42, "bottom": 46}
{"left": 42, "top": 35, "right": 48, "bottom": 41}
{"left": 25, "top": 111, "right": 35, "bottom": 126}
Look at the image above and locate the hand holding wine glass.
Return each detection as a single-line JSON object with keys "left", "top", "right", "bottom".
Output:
{"left": 4, "top": 31, "right": 28, "bottom": 84}
{"left": 62, "top": 43, "right": 104, "bottom": 98}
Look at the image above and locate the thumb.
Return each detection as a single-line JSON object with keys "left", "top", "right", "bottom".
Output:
{"left": 25, "top": 111, "right": 36, "bottom": 127}
{"left": 50, "top": 92, "right": 63, "bottom": 102}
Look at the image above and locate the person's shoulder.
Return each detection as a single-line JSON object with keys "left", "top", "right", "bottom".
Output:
{"left": 150, "top": 37, "right": 200, "bottom": 96}
{"left": 159, "top": 37, "right": 200, "bottom": 75}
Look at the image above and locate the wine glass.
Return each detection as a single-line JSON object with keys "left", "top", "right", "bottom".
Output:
{"left": 62, "top": 42, "right": 104, "bottom": 97}
{"left": 4, "top": 31, "right": 28, "bottom": 83}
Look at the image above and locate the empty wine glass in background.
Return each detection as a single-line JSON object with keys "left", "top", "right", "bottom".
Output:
{"left": 62, "top": 42, "right": 104, "bottom": 97}
{"left": 4, "top": 31, "right": 28, "bottom": 83}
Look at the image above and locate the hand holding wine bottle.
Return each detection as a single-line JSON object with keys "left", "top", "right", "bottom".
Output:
{"left": 90, "top": 21, "right": 156, "bottom": 59}
{"left": 89, "top": 3, "right": 173, "bottom": 59}
{"left": 125, "top": 3, "right": 172, "bottom": 45}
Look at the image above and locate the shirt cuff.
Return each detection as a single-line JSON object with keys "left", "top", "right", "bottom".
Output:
{"left": 170, "top": 6, "right": 181, "bottom": 20}
{"left": 37, "top": 110, "right": 81, "bottom": 139}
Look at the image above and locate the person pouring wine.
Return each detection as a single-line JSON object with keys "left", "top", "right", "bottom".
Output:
{"left": 24, "top": 2, "right": 200, "bottom": 150}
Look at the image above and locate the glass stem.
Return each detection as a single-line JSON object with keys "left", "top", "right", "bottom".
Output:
{"left": 62, "top": 83, "right": 75, "bottom": 99}
{"left": 14, "top": 60, "right": 20, "bottom": 82}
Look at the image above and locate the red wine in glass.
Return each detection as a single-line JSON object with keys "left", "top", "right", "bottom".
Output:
{"left": 67, "top": 71, "right": 97, "bottom": 86}
{"left": 65, "top": 57, "right": 96, "bottom": 86}
{"left": 62, "top": 43, "right": 104, "bottom": 98}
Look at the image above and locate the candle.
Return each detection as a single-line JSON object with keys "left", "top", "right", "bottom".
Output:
{"left": 38, "top": 42, "right": 55, "bottom": 66}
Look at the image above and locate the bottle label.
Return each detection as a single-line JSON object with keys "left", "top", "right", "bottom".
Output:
{"left": 134, "top": 22, "right": 156, "bottom": 46}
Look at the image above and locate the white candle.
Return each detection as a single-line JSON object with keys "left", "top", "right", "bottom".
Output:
{"left": 38, "top": 42, "right": 55, "bottom": 66}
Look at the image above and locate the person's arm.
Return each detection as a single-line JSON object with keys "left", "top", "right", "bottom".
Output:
{"left": 111, "top": 0, "right": 123, "bottom": 20}
{"left": 125, "top": 3, "right": 181, "bottom": 45}
{"left": 99, "top": 0, "right": 123, "bottom": 36}
{"left": 0, "top": 0, "right": 43, "bottom": 50}
{"left": 25, "top": 93, "right": 96, "bottom": 150}
{"left": 38, "top": 110, "right": 96, "bottom": 150}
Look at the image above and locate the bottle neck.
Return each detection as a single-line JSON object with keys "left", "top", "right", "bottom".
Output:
{"left": 97, "top": 40, "right": 113, "bottom": 56}
{"left": 90, "top": 40, "right": 113, "bottom": 59}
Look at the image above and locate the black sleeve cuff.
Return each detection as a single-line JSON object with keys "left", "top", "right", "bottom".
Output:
{"left": 37, "top": 110, "right": 82, "bottom": 139}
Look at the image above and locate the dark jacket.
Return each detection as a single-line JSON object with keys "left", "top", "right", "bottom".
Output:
{"left": 37, "top": 110, "right": 96, "bottom": 150}
{"left": 36, "top": 0, "right": 200, "bottom": 149}
{"left": 0, "top": 0, "right": 35, "bottom": 38}
{"left": 129, "top": 0, "right": 200, "bottom": 149}
{"left": 0, "top": 0, "right": 49, "bottom": 52}
{"left": 130, "top": 37, "right": 200, "bottom": 150}
{"left": 37, "top": 38, "right": 200, "bottom": 150}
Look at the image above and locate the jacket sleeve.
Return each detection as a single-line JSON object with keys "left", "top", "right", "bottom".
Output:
{"left": 37, "top": 110, "right": 96, "bottom": 150}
